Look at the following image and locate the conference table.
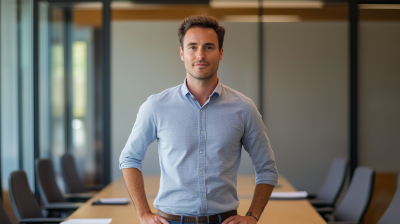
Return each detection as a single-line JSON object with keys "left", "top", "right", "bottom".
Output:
{"left": 65, "top": 176, "right": 326, "bottom": 224}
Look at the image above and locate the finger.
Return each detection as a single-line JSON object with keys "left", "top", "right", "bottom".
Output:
{"left": 157, "top": 215, "right": 170, "bottom": 224}
{"left": 227, "top": 218, "right": 242, "bottom": 224}
{"left": 221, "top": 215, "right": 239, "bottom": 224}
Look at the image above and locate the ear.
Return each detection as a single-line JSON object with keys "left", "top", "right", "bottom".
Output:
{"left": 219, "top": 48, "right": 224, "bottom": 61}
{"left": 180, "top": 47, "right": 184, "bottom": 61}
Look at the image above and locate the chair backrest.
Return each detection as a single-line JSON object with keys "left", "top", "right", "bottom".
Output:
{"left": 61, "top": 153, "right": 87, "bottom": 194}
{"left": 378, "top": 173, "right": 400, "bottom": 224}
{"left": 35, "top": 158, "right": 67, "bottom": 205}
{"left": 335, "top": 166, "right": 375, "bottom": 223}
{"left": 9, "top": 170, "right": 44, "bottom": 220}
{"left": 316, "top": 158, "right": 347, "bottom": 205}
{"left": 0, "top": 197, "right": 12, "bottom": 224}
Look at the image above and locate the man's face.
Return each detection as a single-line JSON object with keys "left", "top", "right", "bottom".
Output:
{"left": 180, "top": 27, "right": 223, "bottom": 80}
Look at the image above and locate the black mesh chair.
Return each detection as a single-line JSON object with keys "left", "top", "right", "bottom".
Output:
{"left": 61, "top": 153, "right": 102, "bottom": 197}
{"left": 309, "top": 158, "right": 348, "bottom": 207}
{"left": 378, "top": 173, "right": 400, "bottom": 224}
{"left": 9, "top": 170, "right": 64, "bottom": 223}
{"left": 35, "top": 158, "right": 84, "bottom": 210}
{"left": 317, "top": 166, "right": 375, "bottom": 224}
{"left": 0, "top": 197, "right": 12, "bottom": 224}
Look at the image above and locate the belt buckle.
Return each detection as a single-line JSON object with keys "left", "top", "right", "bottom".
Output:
{"left": 196, "top": 215, "right": 210, "bottom": 224}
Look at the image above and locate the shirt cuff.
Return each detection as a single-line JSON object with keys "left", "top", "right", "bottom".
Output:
{"left": 255, "top": 172, "right": 279, "bottom": 186}
{"left": 119, "top": 156, "right": 143, "bottom": 171}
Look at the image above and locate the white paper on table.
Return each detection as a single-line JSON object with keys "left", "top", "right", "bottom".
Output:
{"left": 270, "top": 191, "right": 308, "bottom": 199}
{"left": 60, "top": 218, "right": 112, "bottom": 224}
{"left": 98, "top": 198, "right": 129, "bottom": 203}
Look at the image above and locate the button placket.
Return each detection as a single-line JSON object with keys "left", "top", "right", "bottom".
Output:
{"left": 198, "top": 107, "right": 207, "bottom": 212}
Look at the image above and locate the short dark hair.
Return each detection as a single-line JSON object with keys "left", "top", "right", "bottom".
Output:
{"left": 178, "top": 15, "right": 225, "bottom": 51}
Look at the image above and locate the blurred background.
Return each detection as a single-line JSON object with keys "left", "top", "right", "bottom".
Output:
{"left": 1, "top": 0, "right": 399, "bottom": 224}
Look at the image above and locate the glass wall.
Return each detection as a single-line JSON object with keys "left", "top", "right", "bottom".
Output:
{"left": 38, "top": 1, "right": 105, "bottom": 190}
{"left": 0, "top": 0, "right": 107, "bottom": 201}
{"left": 1, "top": 0, "right": 33, "bottom": 193}
{"left": 20, "top": 0, "right": 34, "bottom": 190}
{"left": 1, "top": 0, "right": 20, "bottom": 192}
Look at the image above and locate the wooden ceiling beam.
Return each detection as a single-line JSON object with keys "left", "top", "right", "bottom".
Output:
{"left": 72, "top": 6, "right": 400, "bottom": 27}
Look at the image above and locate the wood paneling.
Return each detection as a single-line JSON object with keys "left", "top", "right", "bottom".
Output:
{"left": 360, "top": 9, "right": 400, "bottom": 21}
{"left": 73, "top": 10, "right": 102, "bottom": 27}
{"left": 72, "top": 5, "right": 400, "bottom": 27}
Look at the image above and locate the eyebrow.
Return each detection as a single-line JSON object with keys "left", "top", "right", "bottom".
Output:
{"left": 186, "top": 42, "right": 216, "bottom": 47}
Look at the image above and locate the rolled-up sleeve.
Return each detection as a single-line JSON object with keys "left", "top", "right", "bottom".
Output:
{"left": 242, "top": 100, "right": 278, "bottom": 186}
{"left": 119, "top": 96, "right": 157, "bottom": 171}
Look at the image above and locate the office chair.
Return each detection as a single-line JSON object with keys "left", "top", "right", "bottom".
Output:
{"left": 309, "top": 158, "right": 348, "bottom": 207}
{"left": 0, "top": 197, "right": 12, "bottom": 224}
{"left": 8, "top": 170, "right": 64, "bottom": 223}
{"left": 317, "top": 166, "right": 374, "bottom": 224}
{"left": 377, "top": 173, "right": 400, "bottom": 224}
{"left": 35, "top": 158, "right": 84, "bottom": 210}
{"left": 61, "top": 153, "right": 102, "bottom": 196}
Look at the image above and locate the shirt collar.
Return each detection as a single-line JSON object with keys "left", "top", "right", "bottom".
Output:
{"left": 181, "top": 77, "right": 222, "bottom": 97}
{"left": 181, "top": 78, "right": 190, "bottom": 96}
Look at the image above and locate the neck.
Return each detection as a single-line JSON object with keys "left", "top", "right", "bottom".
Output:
{"left": 186, "top": 73, "right": 218, "bottom": 107}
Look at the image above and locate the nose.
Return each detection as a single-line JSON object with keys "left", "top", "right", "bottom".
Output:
{"left": 196, "top": 48, "right": 205, "bottom": 60}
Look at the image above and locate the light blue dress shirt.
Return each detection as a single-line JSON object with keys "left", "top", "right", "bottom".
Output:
{"left": 119, "top": 79, "right": 278, "bottom": 216}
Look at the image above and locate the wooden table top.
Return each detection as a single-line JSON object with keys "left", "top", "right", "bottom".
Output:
{"left": 66, "top": 176, "right": 326, "bottom": 224}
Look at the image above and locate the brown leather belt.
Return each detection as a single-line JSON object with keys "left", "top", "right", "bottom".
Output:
{"left": 158, "top": 210, "right": 237, "bottom": 223}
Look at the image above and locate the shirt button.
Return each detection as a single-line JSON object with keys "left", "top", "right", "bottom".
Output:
{"left": 201, "top": 195, "right": 204, "bottom": 197}
{"left": 199, "top": 172, "right": 203, "bottom": 174}
{"left": 201, "top": 131, "right": 203, "bottom": 134}
{"left": 200, "top": 110, "right": 203, "bottom": 113}
{"left": 200, "top": 151, "right": 203, "bottom": 154}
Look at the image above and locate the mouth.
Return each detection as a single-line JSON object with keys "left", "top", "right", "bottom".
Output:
{"left": 193, "top": 61, "right": 209, "bottom": 67}
{"left": 194, "top": 63, "right": 208, "bottom": 67}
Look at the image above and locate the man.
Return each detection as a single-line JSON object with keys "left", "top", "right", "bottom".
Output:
{"left": 119, "top": 15, "right": 278, "bottom": 224}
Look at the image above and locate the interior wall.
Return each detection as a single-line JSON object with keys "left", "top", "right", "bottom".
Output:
{"left": 263, "top": 22, "right": 349, "bottom": 193}
{"left": 112, "top": 22, "right": 184, "bottom": 180}
{"left": 111, "top": 21, "right": 350, "bottom": 193}
{"left": 359, "top": 22, "right": 400, "bottom": 172}
{"left": 111, "top": 21, "right": 259, "bottom": 180}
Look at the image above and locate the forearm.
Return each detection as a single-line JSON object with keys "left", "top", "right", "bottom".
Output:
{"left": 122, "top": 168, "right": 152, "bottom": 217}
{"left": 222, "top": 184, "right": 274, "bottom": 224}
{"left": 248, "top": 184, "right": 275, "bottom": 220}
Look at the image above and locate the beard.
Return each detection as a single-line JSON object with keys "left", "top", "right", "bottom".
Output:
{"left": 187, "top": 70, "right": 216, "bottom": 80}
{"left": 187, "top": 60, "right": 219, "bottom": 80}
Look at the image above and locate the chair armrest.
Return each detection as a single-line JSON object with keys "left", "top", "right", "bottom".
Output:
{"left": 316, "top": 207, "right": 335, "bottom": 214}
{"left": 307, "top": 193, "right": 317, "bottom": 199}
{"left": 309, "top": 199, "right": 333, "bottom": 207}
{"left": 43, "top": 202, "right": 84, "bottom": 211}
{"left": 64, "top": 193, "right": 94, "bottom": 201}
{"left": 19, "top": 218, "right": 65, "bottom": 223}
{"left": 86, "top": 184, "right": 103, "bottom": 191}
